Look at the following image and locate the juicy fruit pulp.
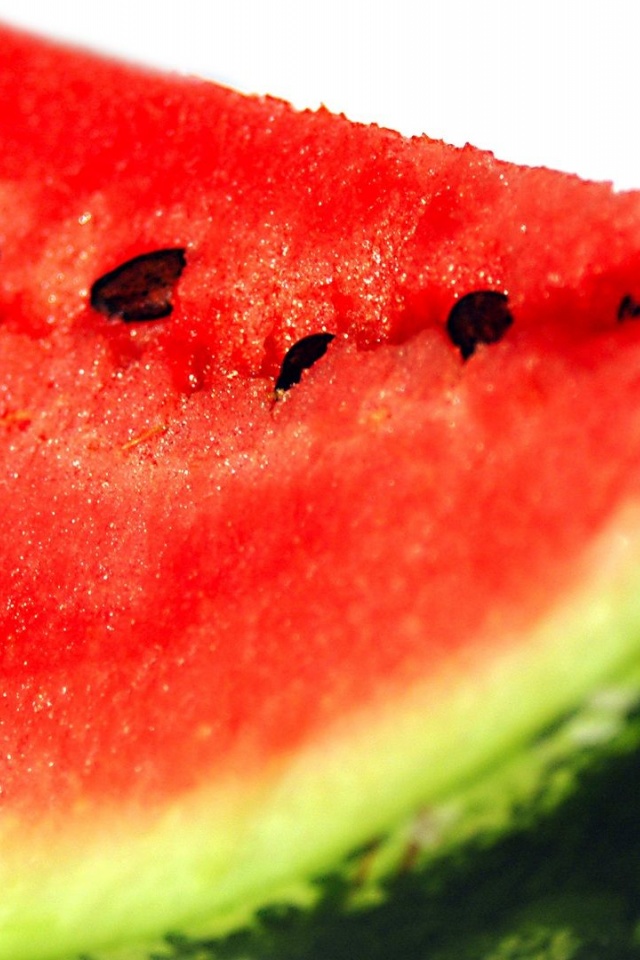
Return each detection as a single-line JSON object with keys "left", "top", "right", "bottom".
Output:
{"left": 2, "top": 23, "right": 640, "bottom": 960}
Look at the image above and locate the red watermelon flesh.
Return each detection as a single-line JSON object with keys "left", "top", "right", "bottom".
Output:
{"left": 3, "top": 23, "right": 640, "bottom": 960}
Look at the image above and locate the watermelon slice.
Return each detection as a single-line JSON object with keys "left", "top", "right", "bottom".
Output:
{"left": 3, "top": 22, "right": 640, "bottom": 960}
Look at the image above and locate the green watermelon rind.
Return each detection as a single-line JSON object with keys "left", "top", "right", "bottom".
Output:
{"left": 5, "top": 505, "right": 640, "bottom": 960}
{"left": 74, "top": 668, "right": 640, "bottom": 960}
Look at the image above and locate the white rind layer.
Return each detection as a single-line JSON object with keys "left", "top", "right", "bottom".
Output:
{"left": 3, "top": 505, "right": 640, "bottom": 960}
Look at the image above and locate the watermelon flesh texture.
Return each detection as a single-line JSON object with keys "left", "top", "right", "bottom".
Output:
{"left": 3, "top": 23, "right": 640, "bottom": 959}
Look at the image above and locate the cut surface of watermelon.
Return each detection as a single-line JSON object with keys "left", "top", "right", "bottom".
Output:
{"left": 2, "top": 23, "right": 640, "bottom": 960}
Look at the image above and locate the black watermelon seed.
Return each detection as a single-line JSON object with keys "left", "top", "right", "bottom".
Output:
{"left": 275, "top": 332, "right": 336, "bottom": 393}
{"left": 617, "top": 294, "right": 640, "bottom": 321}
{"left": 446, "top": 290, "right": 513, "bottom": 360}
{"left": 90, "top": 248, "right": 187, "bottom": 322}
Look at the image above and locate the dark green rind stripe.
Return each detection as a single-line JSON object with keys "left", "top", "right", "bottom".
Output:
{"left": 79, "top": 668, "right": 640, "bottom": 960}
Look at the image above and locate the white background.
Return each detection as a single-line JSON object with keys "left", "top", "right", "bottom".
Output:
{"left": 0, "top": 1, "right": 637, "bottom": 189}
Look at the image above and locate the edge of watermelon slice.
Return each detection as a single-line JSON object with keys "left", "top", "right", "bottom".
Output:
{"left": 4, "top": 505, "right": 640, "bottom": 959}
